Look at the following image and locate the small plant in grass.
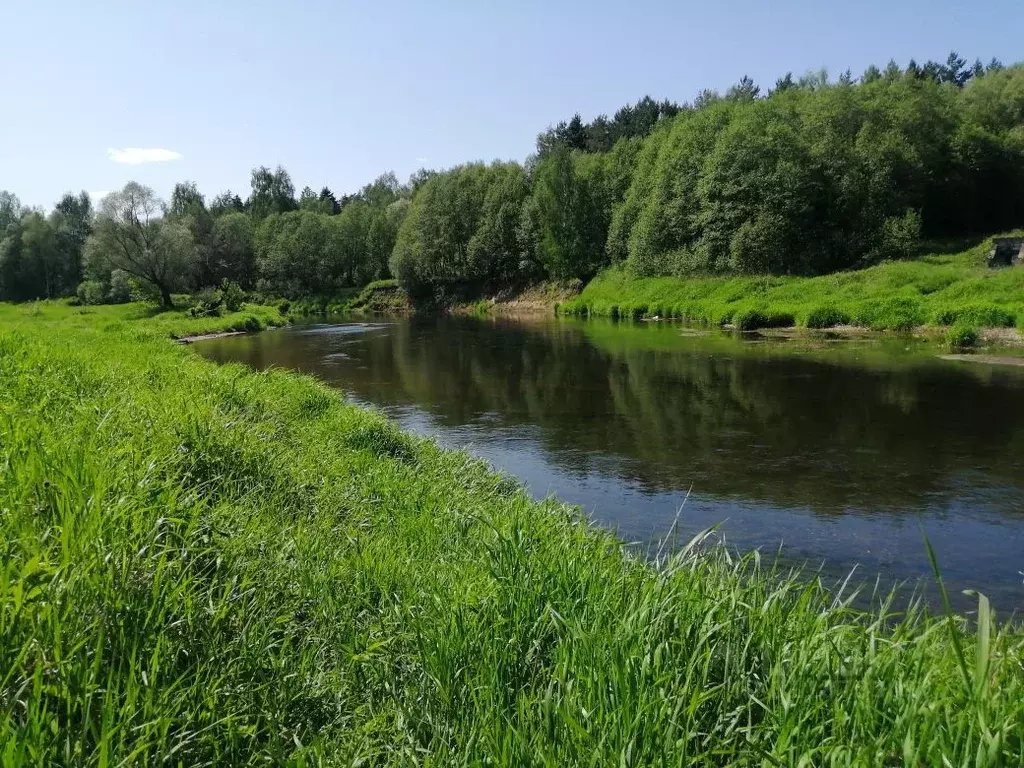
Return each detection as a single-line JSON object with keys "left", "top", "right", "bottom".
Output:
{"left": 734, "top": 308, "right": 795, "bottom": 331}
{"left": 852, "top": 297, "right": 924, "bottom": 331}
{"left": 242, "top": 314, "right": 263, "bottom": 333}
{"left": 933, "top": 304, "right": 1015, "bottom": 328}
{"left": 220, "top": 279, "right": 246, "bottom": 312}
{"left": 188, "top": 287, "right": 224, "bottom": 317}
{"left": 805, "top": 306, "right": 850, "bottom": 329}
{"left": 947, "top": 324, "right": 979, "bottom": 349}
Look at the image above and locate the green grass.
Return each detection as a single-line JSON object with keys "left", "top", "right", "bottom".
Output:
{"left": 287, "top": 280, "right": 410, "bottom": 316}
{"left": 51, "top": 300, "right": 288, "bottom": 339}
{"left": 561, "top": 237, "right": 1024, "bottom": 331}
{"left": 1, "top": 302, "right": 1023, "bottom": 764}
{"left": 948, "top": 324, "right": 981, "bottom": 349}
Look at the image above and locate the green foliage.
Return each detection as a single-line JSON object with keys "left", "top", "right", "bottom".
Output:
{"left": 734, "top": 307, "right": 796, "bottom": 330}
{"left": 209, "top": 190, "right": 245, "bottom": 217}
{"left": 211, "top": 211, "right": 256, "bottom": 287}
{"left": 613, "top": 65, "right": 1024, "bottom": 278}
{"left": 0, "top": 302, "right": 1022, "bottom": 763}
{"left": 347, "top": 278, "right": 408, "bottom": 313}
{"left": 537, "top": 95, "right": 681, "bottom": 155}
{"left": 805, "top": 305, "right": 852, "bottom": 328}
{"left": 851, "top": 297, "right": 926, "bottom": 331}
{"left": 932, "top": 303, "right": 1016, "bottom": 327}
{"left": 947, "top": 324, "right": 980, "bottom": 348}
{"left": 86, "top": 183, "right": 198, "bottom": 308}
{"left": 0, "top": 208, "right": 84, "bottom": 302}
{"left": 391, "top": 162, "right": 530, "bottom": 302}
{"left": 188, "top": 280, "right": 246, "bottom": 317}
{"left": 75, "top": 280, "right": 104, "bottom": 305}
{"left": 530, "top": 147, "right": 609, "bottom": 281}
{"left": 188, "top": 287, "right": 224, "bottom": 317}
{"left": 563, "top": 240, "right": 1024, "bottom": 330}
{"left": 106, "top": 269, "right": 136, "bottom": 304}
{"left": 4, "top": 57, "right": 1024, "bottom": 310}
{"left": 220, "top": 279, "right": 246, "bottom": 312}
{"left": 247, "top": 165, "right": 297, "bottom": 220}
{"left": 242, "top": 314, "right": 263, "bottom": 332}
{"left": 255, "top": 175, "right": 407, "bottom": 299}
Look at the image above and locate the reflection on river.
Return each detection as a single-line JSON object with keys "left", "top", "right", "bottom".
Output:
{"left": 196, "top": 316, "right": 1024, "bottom": 611}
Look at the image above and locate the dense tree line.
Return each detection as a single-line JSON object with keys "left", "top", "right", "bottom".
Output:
{"left": 394, "top": 55, "right": 1023, "bottom": 296}
{"left": 0, "top": 166, "right": 410, "bottom": 306}
{"left": 0, "top": 191, "right": 92, "bottom": 302}
{"left": 536, "top": 96, "right": 682, "bottom": 155}
{"left": 2, "top": 53, "right": 1022, "bottom": 306}
{"left": 609, "top": 57, "right": 1024, "bottom": 277}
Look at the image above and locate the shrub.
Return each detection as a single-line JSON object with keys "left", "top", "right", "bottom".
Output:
{"left": 220, "top": 280, "right": 246, "bottom": 313}
{"left": 805, "top": 306, "right": 851, "bottom": 329}
{"left": 189, "top": 288, "right": 224, "bottom": 318}
{"left": 947, "top": 324, "right": 979, "bottom": 349}
{"left": 242, "top": 315, "right": 263, "bottom": 333}
{"left": 734, "top": 308, "right": 795, "bottom": 331}
{"left": 277, "top": 300, "right": 291, "bottom": 315}
{"left": 851, "top": 297, "right": 924, "bottom": 331}
{"left": 107, "top": 272, "right": 137, "bottom": 305}
{"left": 932, "top": 304, "right": 1015, "bottom": 328}
{"left": 76, "top": 281, "right": 105, "bottom": 306}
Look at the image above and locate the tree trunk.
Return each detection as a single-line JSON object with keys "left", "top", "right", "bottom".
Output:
{"left": 158, "top": 284, "right": 174, "bottom": 309}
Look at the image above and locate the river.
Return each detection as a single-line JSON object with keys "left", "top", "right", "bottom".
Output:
{"left": 195, "top": 315, "right": 1024, "bottom": 612}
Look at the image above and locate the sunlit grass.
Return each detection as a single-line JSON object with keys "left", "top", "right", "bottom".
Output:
{"left": 0, "top": 301, "right": 1022, "bottom": 764}
{"left": 561, "top": 238, "right": 1024, "bottom": 332}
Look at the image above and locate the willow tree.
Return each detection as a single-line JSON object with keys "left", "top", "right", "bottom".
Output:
{"left": 85, "top": 182, "right": 196, "bottom": 308}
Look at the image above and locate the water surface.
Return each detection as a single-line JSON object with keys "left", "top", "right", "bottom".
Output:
{"left": 196, "top": 316, "right": 1024, "bottom": 611}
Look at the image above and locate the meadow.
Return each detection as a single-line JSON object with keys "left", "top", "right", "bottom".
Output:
{"left": 0, "top": 301, "right": 1022, "bottom": 765}
{"left": 560, "top": 238, "right": 1024, "bottom": 335}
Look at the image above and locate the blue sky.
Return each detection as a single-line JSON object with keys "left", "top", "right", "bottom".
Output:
{"left": 3, "top": 0, "right": 1023, "bottom": 209}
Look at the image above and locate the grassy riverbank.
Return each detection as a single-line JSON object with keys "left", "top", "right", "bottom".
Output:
{"left": 2, "top": 302, "right": 1023, "bottom": 764}
{"left": 560, "top": 238, "right": 1024, "bottom": 332}
{"left": 286, "top": 279, "right": 412, "bottom": 316}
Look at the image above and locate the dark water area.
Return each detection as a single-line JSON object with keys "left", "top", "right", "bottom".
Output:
{"left": 195, "top": 316, "right": 1024, "bottom": 613}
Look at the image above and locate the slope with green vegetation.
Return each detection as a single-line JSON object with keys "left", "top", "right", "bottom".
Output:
{"left": 1, "top": 301, "right": 1022, "bottom": 764}
{"left": 560, "top": 237, "right": 1024, "bottom": 331}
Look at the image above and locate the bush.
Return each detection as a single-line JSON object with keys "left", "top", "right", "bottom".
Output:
{"left": 932, "top": 304, "right": 1015, "bottom": 328}
{"left": 242, "top": 315, "right": 263, "bottom": 333}
{"left": 805, "top": 306, "right": 851, "bottom": 329}
{"left": 189, "top": 288, "right": 224, "bottom": 318}
{"left": 220, "top": 280, "right": 246, "bottom": 313}
{"left": 277, "top": 300, "right": 291, "bottom": 315}
{"left": 107, "top": 270, "right": 135, "bottom": 304}
{"left": 734, "top": 308, "right": 795, "bottom": 331}
{"left": 76, "top": 281, "right": 104, "bottom": 306}
{"left": 947, "top": 324, "right": 979, "bottom": 349}
{"left": 851, "top": 297, "right": 924, "bottom": 331}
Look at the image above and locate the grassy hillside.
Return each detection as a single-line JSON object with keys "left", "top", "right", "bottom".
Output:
{"left": 1, "top": 302, "right": 1022, "bottom": 764}
{"left": 561, "top": 238, "right": 1024, "bottom": 331}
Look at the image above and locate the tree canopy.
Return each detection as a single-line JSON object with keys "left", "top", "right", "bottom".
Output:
{"left": 2, "top": 52, "right": 1023, "bottom": 307}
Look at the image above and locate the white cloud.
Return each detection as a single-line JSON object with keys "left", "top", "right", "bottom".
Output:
{"left": 107, "top": 147, "right": 183, "bottom": 165}
{"left": 415, "top": 156, "right": 429, "bottom": 164}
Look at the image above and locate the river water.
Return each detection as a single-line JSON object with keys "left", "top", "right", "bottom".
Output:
{"left": 195, "top": 316, "right": 1024, "bottom": 612}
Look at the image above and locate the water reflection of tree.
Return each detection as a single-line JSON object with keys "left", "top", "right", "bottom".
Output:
{"left": 219, "top": 318, "right": 1024, "bottom": 516}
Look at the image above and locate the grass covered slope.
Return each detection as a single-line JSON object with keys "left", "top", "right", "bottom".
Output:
{"left": 562, "top": 238, "right": 1024, "bottom": 331}
{"left": 1, "top": 303, "right": 1023, "bottom": 765}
